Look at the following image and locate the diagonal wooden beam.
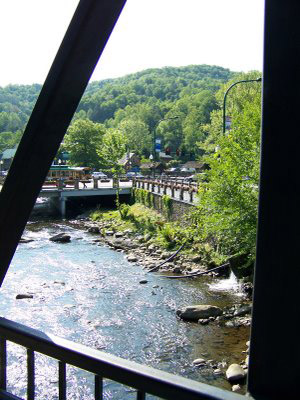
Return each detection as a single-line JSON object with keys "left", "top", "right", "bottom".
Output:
{"left": 0, "top": 0, "right": 126, "bottom": 286}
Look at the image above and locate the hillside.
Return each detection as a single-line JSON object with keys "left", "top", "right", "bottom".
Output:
{"left": 0, "top": 64, "right": 235, "bottom": 157}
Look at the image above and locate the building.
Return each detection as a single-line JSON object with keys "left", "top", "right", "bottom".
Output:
{"left": 140, "top": 161, "right": 165, "bottom": 175}
{"left": 118, "top": 152, "right": 140, "bottom": 172}
{"left": 0, "top": 148, "right": 17, "bottom": 170}
{"left": 181, "top": 161, "right": 210, "bottom": 173}
{"left": 158, "top": 151, "right": 173, "bottom": 163}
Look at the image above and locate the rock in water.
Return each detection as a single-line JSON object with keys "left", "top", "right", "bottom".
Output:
{"left": 127, "top": 254, "right": 138, "bottom": 262}
{"left": 226, "top": 364, "right": 246, "bottom": 383}
{"left": 176, "top": 305, "right": 222, "bottom": 321}
{"left": 49, "top": 233, "right": 71, "bottom": 243}
{"left": 16, "top": 294, "right": 34, "bottom": 299}
{"left": 19, "top": 238, "right": 34, "bottom": 243}
{"left": 88, "top": 226, "right": 100, "bottom": 234}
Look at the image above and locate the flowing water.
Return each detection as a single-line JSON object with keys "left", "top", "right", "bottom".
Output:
{"left": 0, "top": 220, "right": 249, "bottom": 399}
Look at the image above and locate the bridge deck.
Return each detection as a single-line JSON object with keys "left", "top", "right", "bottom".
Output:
{"left": 40, "top": 180, "right": 132, "bottom": 198}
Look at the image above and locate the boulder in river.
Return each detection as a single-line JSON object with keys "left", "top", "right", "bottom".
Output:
{"left": 49, "top": 233, "right": 71, "bottom": 243}
{"left": 226, "top": 363, "right": 247, "bottom": 383}
{"left": 234, "top": 304, "right": 252, "bottom": 316}
{"left": 192, "top": 358, "right": 206, "bottom": 366}
{"left": 190, "top": 255, "right": 202, "bottom": 263}
{"left": 176, "top": 305, "right": 222, "bottom": 321}
{"left": 127, "top": 254, "right": 138, "bottom": 262}
{"left": 88, "top": 226, "right": 100, "bottom": 234}
{"left": 16, "top": 294, "right": 34, "bottom": 299}
{"left": 115, "top": 232, "right": 124, "bottom": 238}
{"left": 19, "top": 238, "right": 34, "bottom": 243}
{"left": 232, "top": 384, "right": 243, "bottom": 393}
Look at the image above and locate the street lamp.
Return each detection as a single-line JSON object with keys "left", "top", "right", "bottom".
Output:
{"left": 152, "top": 116, "right": 179, "bottom": 177}
{"left": 223, "top": 77, "right": 262, "bottom": 134}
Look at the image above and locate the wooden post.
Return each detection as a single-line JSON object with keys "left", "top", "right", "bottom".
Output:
{"left": 180, "top": 186, "right": 184, "bottom": 201}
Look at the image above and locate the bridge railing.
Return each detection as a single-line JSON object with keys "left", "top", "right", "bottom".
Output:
{"left": 0, "top": 317, "right": 244, "bottom": 400}
{"left": 133, "top": 177, "right": 199, "bottom": 204}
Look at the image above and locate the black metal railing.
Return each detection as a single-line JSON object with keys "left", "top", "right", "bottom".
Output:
{"left": 0, "top": 317, "right": 245, "bottom": 400}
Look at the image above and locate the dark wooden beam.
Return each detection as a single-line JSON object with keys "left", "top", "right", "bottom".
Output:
{"left": 0, "top": 0, "right": 126, "bottom": 285}
{"left": 248, "top": 0, "right": 300, "bottom": 397}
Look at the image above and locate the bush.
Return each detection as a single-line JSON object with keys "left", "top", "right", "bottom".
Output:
{"left": 119, "top": 203, "right": 130, "bottom": 220}
{"left": 162, "top": 195, "right": 172, "bottom": 219}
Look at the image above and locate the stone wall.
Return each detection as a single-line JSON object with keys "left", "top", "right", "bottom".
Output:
{"left": 146, "top": 192, "right": 195, "bottom": 222}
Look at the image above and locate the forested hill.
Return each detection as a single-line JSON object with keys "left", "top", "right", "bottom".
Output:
{"left": 0, "top": 64, "right": 235, "bottom": 155}
{"left": 79, "top": 65, "right": 234, "bottom": 122}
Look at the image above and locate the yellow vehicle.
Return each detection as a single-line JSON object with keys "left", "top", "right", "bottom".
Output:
{"left": 45, "top": 165, "right": 91, "bottom": 186}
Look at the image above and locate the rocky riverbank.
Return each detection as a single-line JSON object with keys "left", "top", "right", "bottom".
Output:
{"left": 80, "top": 219, "right": 224, "bottom": 275}
{"left": 77, "top": 216, "right": 253, "bottom": 293}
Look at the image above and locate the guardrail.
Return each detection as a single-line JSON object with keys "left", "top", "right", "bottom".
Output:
{"left": 133, "top": 177, "right": 199, "bottom": 204}
{"left": 0, "top": 317, "right": 244, "bottom": 400}
{"left": 42, "top": 178, "right": 132, "bottom": 190}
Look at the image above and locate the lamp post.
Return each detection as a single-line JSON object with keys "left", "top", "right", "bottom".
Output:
{"left": 223, "top": 77, "right": 262, "bottom": 134}
{"left": 152, "top": 116, "right": 179, "bottom": 177}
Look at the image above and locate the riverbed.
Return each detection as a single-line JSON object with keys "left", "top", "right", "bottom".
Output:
{"left": 0, "top": 220, "right": 249, "bottom": 399}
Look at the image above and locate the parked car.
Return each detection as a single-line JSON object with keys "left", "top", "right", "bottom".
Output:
{"left": 184, "top": 175, "right": 196, "bottom": 182}
{"left": 167, "top": 167, "right": 180, "bottom": 173}
{"left": 126, "top": 172, "right": 144, "bottom": 178}
{"left": 92, "top": 171, "right": 108, "bottom": 180}
{"left": 181, "top": 167, "right": 196, "bottom": 173}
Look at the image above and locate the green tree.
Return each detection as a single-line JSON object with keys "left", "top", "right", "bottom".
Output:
{"left": 97, "top": 130, "right": 128, "bottom": 215}
{"left": 0, "top": 130, "right": 22, "bottom": 153}
{"left": 196, "top": 73, "right": 262, "bottom": 262}
{"left": 64, "top": 119, "right": 105, "bottom": 168}
{"left": 117, "top": 118, "right": 151, "bottom": 155}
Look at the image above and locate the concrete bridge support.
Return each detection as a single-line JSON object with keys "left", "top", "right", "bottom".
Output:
{"left": 49, "top": 195, "right": 67, "bottom": 218}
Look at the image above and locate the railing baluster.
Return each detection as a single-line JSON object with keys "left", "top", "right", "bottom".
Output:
{"left": 137, "top": 390, "right": 146, "bottom": 400}
{"left": 94, "top": 374, "right": 103, "bottom": 399}
{"left": 59, "top": 360, "right": 66, "bottom": 400}
{"left": 0, "top": 338, "right": 7, "bottom": 391}
{"left": 0, "top": 318, "right": 244, "bottom": 400}
{"left": 27, "top": 348, "right": 35, "bottom": 400}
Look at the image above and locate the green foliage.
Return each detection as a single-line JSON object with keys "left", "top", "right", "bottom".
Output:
{"left": 97, "top": 129, "right": 127, "bottom": 216}
{"left": 78, "top": 65, "right": 234, "bottom": 158}
{"left": 97, "top": 129, "right": 127, "bottom": 176}
{"left": 162, "top": 195, "right": 172, "bottom": 219}
{"left": 166, "top": 160, "right": 179, "bottom": 168}
{"left": 64, "top": 118, "right": 105, "bottom": 168}
{"left": 116, "top": 118, "right": 151, "bottom": 156}
{"left": 0, "top": 130, "right": 22, "bottom": 153}
{"left": 119, "top": 203, "right": 130, "bottom": 220}
{"left": 133, "top": 188, "right": 154, "bottom": 208}
{"left": 0, "top": 66, "right": 234, "bottom": 160}
{"left": 195, "top": 72, "right": 262, "bottom": 260}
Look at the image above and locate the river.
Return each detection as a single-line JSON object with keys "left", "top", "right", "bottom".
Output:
{"left": 0, "top": 220, "right": 249, "bottom": 399}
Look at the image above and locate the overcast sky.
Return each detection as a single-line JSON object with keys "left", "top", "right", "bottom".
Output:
{"left": 0, "top": 0, "right": 264, "bottom": 87}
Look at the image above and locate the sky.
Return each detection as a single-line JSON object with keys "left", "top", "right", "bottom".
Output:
{"left": 0, "top": 0, "right": 264, "bottom": 87}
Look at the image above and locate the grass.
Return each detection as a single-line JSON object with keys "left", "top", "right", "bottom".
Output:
{"left": 89, "top": 203, "right": 229, "bottom": 262}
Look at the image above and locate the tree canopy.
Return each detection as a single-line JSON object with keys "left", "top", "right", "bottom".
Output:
{"left": 195, "top": 72, "right": 262, "bottom": 261}
{"left": 63, "top": 119, "right": 105, "bottom": 168}
{"left": 0, "top": 64, "right": 235, "bottom": 163}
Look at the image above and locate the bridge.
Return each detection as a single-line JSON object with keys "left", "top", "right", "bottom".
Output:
{"left": 39, "top": 179, "right": 132, "bottom": 217}
{"left": 133, "top": 177, "right": 199, "bottom": 204}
